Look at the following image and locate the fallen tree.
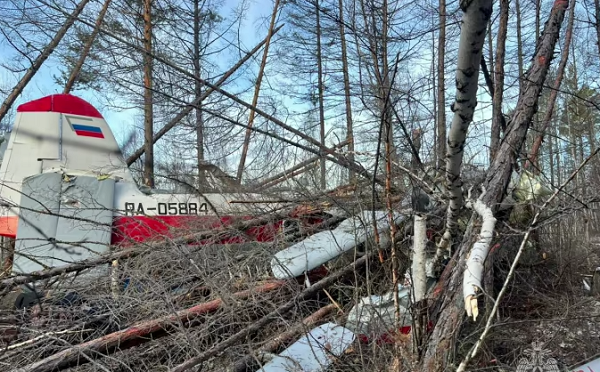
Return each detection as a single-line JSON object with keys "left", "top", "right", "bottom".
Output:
{"left": 421, "top": 0, "right": 570, "bottom": 369}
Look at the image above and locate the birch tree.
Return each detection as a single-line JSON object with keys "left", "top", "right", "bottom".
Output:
{"left": 434, "top": 0, "right": 493, "bottom": 265}
{"left": 422, "top": 1, "right": 570, "bottom": 369}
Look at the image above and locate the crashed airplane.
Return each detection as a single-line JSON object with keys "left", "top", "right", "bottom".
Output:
{"left": 0, "top": 94, "right": 324, "bottom": 275}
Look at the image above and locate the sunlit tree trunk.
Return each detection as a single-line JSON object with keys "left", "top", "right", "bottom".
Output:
{"left": 434, "top": 0, "right": 493, "bottom": 264}
{"left": 527, "top": 0, "right": 575, "bottom": 170}
{"left": 143, "top": 0, "right": 155, "bottom": 187}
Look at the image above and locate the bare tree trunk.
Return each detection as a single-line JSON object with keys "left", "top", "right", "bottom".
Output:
{"left": 549, "top": 124, "right": 555, "bottom": 185}
{"left": 490, "top": 0, "right": 508, "bottom": 161}
{"left": 381, "top": 0, "right": 394, "bottom": 177}
{"left": 536, "top": 0, "right": 541, "bottom": 43}
{"left": 527, "top": 0, "right": 575, "bottom": 170}
{"left": 236, "top": 0, "right": 280, "bottom": 183}
{"left": 436, "top": 0, "right": 447, "bottom": 170}
{"left": 63, "top": 0, "right": 111, "bottom": 94}
{"left": 515, "top": 0, "right": 524, "bottom": 88}
{"left": 0, "top": 0, "right": 92, "bottom": 124}
{"left": 316, "top": 0, "right": 327, "bottom": 190}
{"left": 569, "top": 41, "right": 580, "bottom": 187}
{"left": 487, "top": 21, "right": 493, "bottom": 73}
{"left": 595, "top": 0, "right": 600, "bottom": 58}
{"left": 434, "top": 0, "right": 493, "bottom": 261}
{"left": 432, "top": 18, "right": 438, "bottom": 167}
{"left": 193, "top": 0, "right": 205, "bottom": 188}
{"left": 339, "top": 0, "right": 355, "bottom": 184}
{"left": 422, "top": 2, "right": 569, "bottom": 370}
{"left": 143, "top": 0, "right": 154, "bottom": 188}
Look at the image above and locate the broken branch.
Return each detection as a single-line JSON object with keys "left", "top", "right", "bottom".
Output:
{"left": 462, "top": 187, "right": 496, "bottom": 321}
{"left": 456, "top": 146, "right": 600, "bottom": 372}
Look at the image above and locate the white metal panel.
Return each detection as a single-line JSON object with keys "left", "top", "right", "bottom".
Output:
{"left": 257, "top": 323, "right": 355, "bottom": 372}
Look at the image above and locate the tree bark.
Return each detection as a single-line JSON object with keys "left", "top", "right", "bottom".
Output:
{"left": 436, "top": 0, "right": 447, "bottom": 170}
{"left": 0, "top": 0, "right": 92, "bottom": 124}
{"left": 143, "top": 0, "right": 154, "bottom": 187}
{"left": 490, "top": 0, "right": 508, "bottom": 161}
{"left": 435, "top": 0, "right": 493, "bottom": 260}
{"left": 421, "top": 2, "right": 569, "bottom": 370}
{"left": 63, "top": 0, "right": 112, "bottom": 94}
{"left": 316, "top": 0, "right": 327, "bottom": 190}
{"left": 236, "top": 0, "right": 280, "bottom": 184}
{"left": 339, "top": 0, "right": 355, "bottom": 183}
{"left": 527, "top": 0, "right": 575, "bottom": 170}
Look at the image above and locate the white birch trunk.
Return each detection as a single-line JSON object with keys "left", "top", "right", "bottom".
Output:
{"left": 463, "top": 189, "right": 496, "bottom": 320}
{"left": 412, "top": 215, "right": 428, "bottom": 302}
{"left": 436, "top": 0, "right": 493, "bottom": 261}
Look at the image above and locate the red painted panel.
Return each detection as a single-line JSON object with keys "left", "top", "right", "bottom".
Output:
{"left": 17, "top": 94, "right": 104, "bottom": 119}
{"left": 110, "top": 215, "right": 287, "bottom": 246}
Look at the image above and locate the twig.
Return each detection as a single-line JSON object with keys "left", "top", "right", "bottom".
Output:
{"left": 170, "top": 247, "right": 381, "bottom": 372}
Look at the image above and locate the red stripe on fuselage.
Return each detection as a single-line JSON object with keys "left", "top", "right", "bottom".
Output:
{"left": 111, "top": 215, "right": 286, "bottom": 246}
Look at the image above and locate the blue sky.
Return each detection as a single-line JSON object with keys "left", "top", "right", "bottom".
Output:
{"left": 0, "top": 0, "right": 507, "bottom": 175}
{"left": 0, "top": 0, "right": 273, "bottom": 143}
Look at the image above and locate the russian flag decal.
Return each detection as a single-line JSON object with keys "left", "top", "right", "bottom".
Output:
{"left": 72, "top": 123, "right": 104, "bottom": 139}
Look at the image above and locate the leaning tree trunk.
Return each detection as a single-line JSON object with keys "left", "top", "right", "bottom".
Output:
{"left": 433, "top": 0, "right": 493, "bottom": 266}
{"left": 63, "top": 0, "right": 112, "bottom": 94}
{"left": 421, "top": 1, "right": 569, "bottom": 370}
{"left": 527, "top": 0, "right": 575, "bottom": 170}
{"left": 0, "top": 0, "right": 92, "bottom": 124}
{"left": 236, "top": 0, "right": 280, "bottom": 184}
